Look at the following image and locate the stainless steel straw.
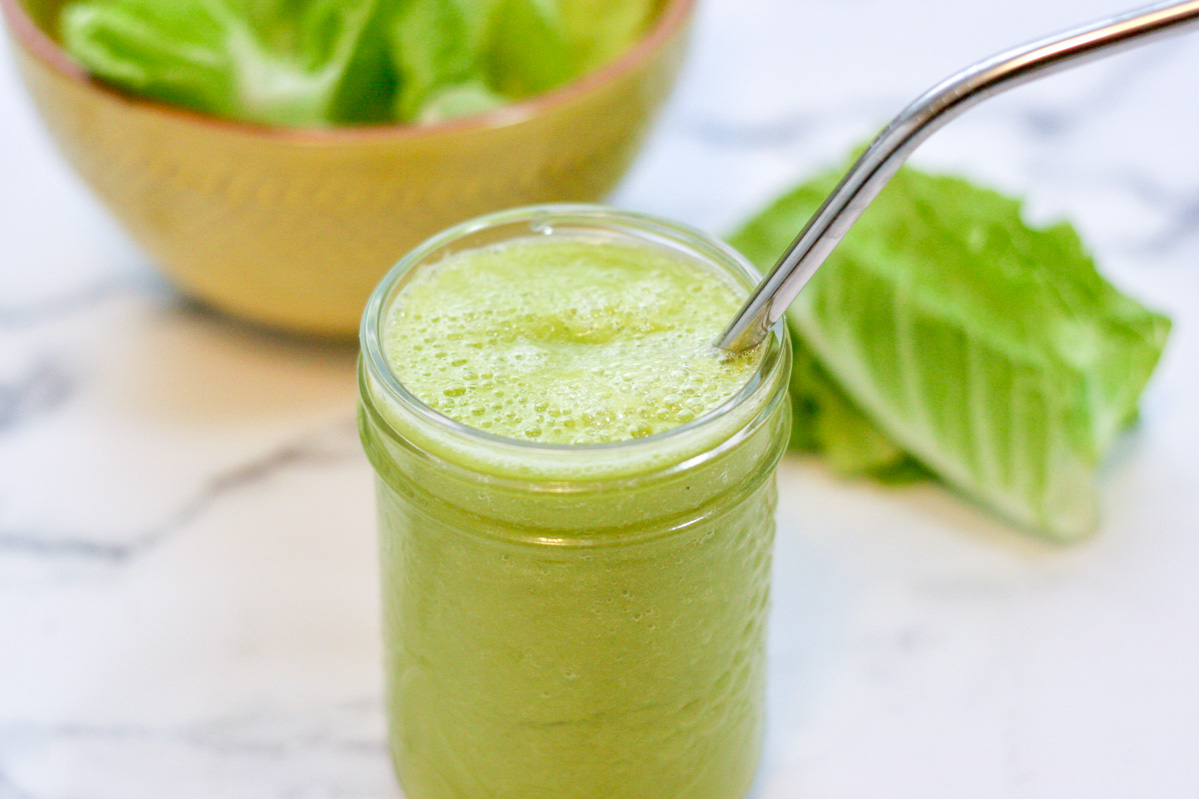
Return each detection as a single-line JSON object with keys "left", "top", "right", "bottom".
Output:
{"left": 716, "top": 0, "right": 1199, "bottom": 353}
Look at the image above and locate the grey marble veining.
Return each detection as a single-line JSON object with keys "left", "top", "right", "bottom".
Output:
{"left": 0, "top": 419, "right": 359, "bottom": 565}
{"left": 2, "top": 0, "right": 1198, "bottom": 796}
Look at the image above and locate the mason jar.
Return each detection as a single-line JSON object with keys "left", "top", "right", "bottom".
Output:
{"left": 358, "top": 206, "right": 791, "bottom": 799}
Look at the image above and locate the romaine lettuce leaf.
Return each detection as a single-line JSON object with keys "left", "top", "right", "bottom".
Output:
{"left": 390, "top": 0, "right": 496, "bottom": 121}
{"left": 731, "top": 165, "right": 1170, "bottom": 539}
{"left": 61, "top": 0, "right": 396, "bottom": 127}
{"left": 411, "top": 80, "right": 506, "bottom": 125}
{"left": 555, "top": 0, "right": 659, "bottom": 75}
{"left": 60, "top": 0, "right": 658, "bottom": 126}
{"left": 392, "top": 0, "right": 575, "bottom": 122}
{"left": 392, "top": 0, "right": 656, "bottom": 122}
{"left": 787, "top": 338, "right": 921, "bottom": 478}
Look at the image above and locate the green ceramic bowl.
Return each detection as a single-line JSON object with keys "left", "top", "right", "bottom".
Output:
{"left": 2, "top": 0, "right": 695, "bottom": 335}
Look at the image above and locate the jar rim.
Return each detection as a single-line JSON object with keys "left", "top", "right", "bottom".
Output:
{"left": 359, "top": 204, "right": 790, "bottom": 470}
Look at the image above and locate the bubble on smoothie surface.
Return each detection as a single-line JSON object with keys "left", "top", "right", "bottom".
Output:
{"left": 382, "top": 237, "right": 763, "bottom": 445}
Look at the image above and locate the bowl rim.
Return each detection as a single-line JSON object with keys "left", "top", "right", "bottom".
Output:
{"left": 0, "top": 0, "right": 696, "bottom": 143}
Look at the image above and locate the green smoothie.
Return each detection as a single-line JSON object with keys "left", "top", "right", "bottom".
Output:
{"left": 382, "top": 237, "right": 763, "bottom": 444}
{"left": 358, "top": 207, "right": 791, "bottom": 799}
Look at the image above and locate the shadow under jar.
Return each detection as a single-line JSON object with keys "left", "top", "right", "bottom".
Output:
{"left": 358, "top": 207, "right": 791, "bottom": 799}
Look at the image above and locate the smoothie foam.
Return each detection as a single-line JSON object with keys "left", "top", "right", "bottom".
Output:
{"left": 381, "top": 236, "right": 763, "bottom": 445}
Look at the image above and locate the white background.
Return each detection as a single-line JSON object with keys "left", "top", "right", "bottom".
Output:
{"left": 2, "top": 0, "right": 1198, "bottom": 796}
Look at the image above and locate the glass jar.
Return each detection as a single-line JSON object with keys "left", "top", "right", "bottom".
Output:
{"left": 358, "top": 206, "right": 791, "bottom": 799}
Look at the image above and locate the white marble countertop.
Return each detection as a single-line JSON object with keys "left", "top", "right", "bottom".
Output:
{"left": 2, "top": 0, "right": 1198, "bottom": 796}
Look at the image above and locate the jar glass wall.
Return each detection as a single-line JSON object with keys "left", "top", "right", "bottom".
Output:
{"left": 358, "top": 206, "right": 791, "bottom": 799}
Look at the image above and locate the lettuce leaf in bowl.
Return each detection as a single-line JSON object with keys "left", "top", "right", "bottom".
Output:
{"left": 60, "top": 0, "right": 659, "bottom": 126}
{"left": 731, "top": 165, "right": 1171, "bottom": 539}
{"left": 61, "top": 0, "right": 396, "bottom": 127}
{"left": 555, "top": 0, "right": 659, "bottom": 76}
{"left": 391, "top": 0, "right": 657, "bottom": 123}
{"left": 392, "top": 0, "right": 573, "bottom": 122}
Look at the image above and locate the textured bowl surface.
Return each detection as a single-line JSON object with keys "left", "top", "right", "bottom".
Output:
{"left": 2, "top": 0, "right": 694, "bottom": 335}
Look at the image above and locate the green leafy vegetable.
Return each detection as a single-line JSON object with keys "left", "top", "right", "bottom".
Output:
{"left": 787, "top": 341, "right": 921, "bottom": 478}
{"left": 61, "top": 0, "right": 396, "bottom": 127}
{"left": 553, "top": 0, "right": 659, "bottom": 75}
{"left": 390, "top": 0, "right": 655, "bottom": 122}
{"left": 59, "top": 0, "right": 658, "bottom": 127}
{"left": 390, "top": 0, "right": 495, "bottom": 120}
{"left": 731, "top": 165, "right": 1170, "bottom": 539}
{"left": 392, "top": 0, "right": 575, "bottom": 123}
